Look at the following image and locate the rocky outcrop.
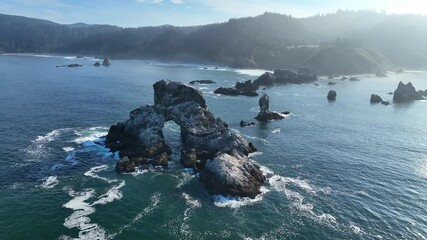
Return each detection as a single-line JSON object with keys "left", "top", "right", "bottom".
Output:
{"left": 328, "top": 82, "right": 336, "bottom": 85}
{"left": 327, "top": 90, "right": 337, "bottom": 101}
{"left": 253, "top": 68, "right": 317, "bottom": 86}
{"left": 381, "top": 100, "right": 391, "bottom": 106}
{"left": 370, "top": 94, "right": 383, "bottom": 103}
{"left": 253, "top": 72, "right": 276, "bottom": 86}
{"left": 255, "top": 94, "right": 288, "bottom": 121}
{"left": 214, "top": 80, "right": 259, "bottom": 97}
{"left": 94, "top": 62, "right": 101, "bottom": 67}
{"left": 67, "top": 63, "right": 82, "bottom": 68}
{"left": 106, "top": 80, "right": 265, "bottom": 198}
{"left": 102, "top": 57, "right": 111, "bottom": 66}
{"left": 235, "top": 80, "right": 259, "bottom": 92}
{"left": 189, "top": 80, "right": 216, "bottom": 84}
{"left": 240, "top": 121, "right": 256, "bottom": 127}
{"left": 393, "top": 82, "right": 424, "bottom": 103}
{"left": 418, "top": 89, "right": 427, "bottom": 97}
{"left": 349, "top": 77, "right": 360, "bottom": 81}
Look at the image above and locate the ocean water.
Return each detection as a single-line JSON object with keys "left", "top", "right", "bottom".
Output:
{"left": 1, "top": 54, "right": 427, "bottom": 240}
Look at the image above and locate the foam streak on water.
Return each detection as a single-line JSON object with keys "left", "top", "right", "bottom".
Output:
{"left": 61, "top": 165, "right": 125, "bottom": 240}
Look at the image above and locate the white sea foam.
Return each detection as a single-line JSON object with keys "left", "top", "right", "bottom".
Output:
{"left": 63, "top": 164, "right": 126, "bottom": 240}
{"left": 248, "top": 151, "right": 263, "bottom": 158}
{"left": 108, "top": 193, "right": 161, "bottom": 239}
{"left": 350, "top": 223, "right": 365, "bottom": 235}
{"left": 182, "top": 193, "right": 202, "bottom": 208}
{"left": 213, "top": 186, "right": 269, "bottom": 209}
{"left": 73, "top": 127, "right": 108, "bottom": 144}
{"left": 234, "top": 69, "right": 272, "bottom": 77}
{"left": 62, "top": 189, "right": 108, "bottom": 240}
{"left": 39, "top": 176, "right": 59, "bottom": 189}
{"left": 129, "top": 168, "right": 150, "bottom": 176}
{"left": 92, "top": 181, "right": 125, "bottom": 205}
{"left": 176, "top": 171, "right": 196, "bottom": 189}
{"left": 180, "top": 193, "right": 202, "bottom": 236}
{"left": 84, "top": 165, "right": 117, "bottom": 184}
{"left": 272, "top": 128, "right": 281, "bottom": 134}
{"left": 26, "top": 128, "right": 71, "bottom": 161}
{"left": 268, "top": 174, "right": 336, "bottom": 226}
{"left": 63, "top": 146, "right": 75, "bottom": 152}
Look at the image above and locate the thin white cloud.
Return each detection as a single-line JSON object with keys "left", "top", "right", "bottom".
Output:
{"left": 171, "top": 0, "right": 183, "bottom": 4}
{"left": 135, "top": 0, "right": 164, "bottom": 3}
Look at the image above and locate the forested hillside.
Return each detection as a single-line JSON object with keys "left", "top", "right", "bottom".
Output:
{"left": 1, "top": 11, "right": 426, "bottom": 74}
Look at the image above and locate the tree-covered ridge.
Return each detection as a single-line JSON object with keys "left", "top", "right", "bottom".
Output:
{"left": 0, "top": 11, "right": 426, "bottom": 74}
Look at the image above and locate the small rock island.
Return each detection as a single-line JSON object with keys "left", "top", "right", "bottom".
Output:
{"left": 106, "top": 80, "right": 265, "bottom": 198}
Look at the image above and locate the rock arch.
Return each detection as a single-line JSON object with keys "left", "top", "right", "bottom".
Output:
{"left": 106, "top": 80, "right": 265, "bottom": 198}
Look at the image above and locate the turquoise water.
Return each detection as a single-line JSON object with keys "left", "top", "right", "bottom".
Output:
{"left": 1, "top": 54, "right": 427, "bottom": 239}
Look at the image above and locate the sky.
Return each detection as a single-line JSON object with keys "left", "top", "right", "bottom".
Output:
{"left": 0, "top": 0, "right": 426, "bottom": 27}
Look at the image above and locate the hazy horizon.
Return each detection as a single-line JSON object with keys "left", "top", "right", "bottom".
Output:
{"left": 1, "top": 0, "right": 427, "bottom": 27}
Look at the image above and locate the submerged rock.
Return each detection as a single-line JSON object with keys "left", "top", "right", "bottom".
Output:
{"left": 106, "top": 80, "right": 264, "bottom": 198}
{"left": 255, "top": 94, "right": 286, "bottom": 121}
{"left": 189, "top": 80, "right": 216, "bottom": 84}
{"left": 393, "top": 81, "right": 424, "bottom": 103}
{"left": 328, "top": 82, "right": 336, "bottom": 86}
{"left": 93, "top": 62, "right": 101, "bottom": 67}
{"left": 349, "top": 77, "right": 360, "bottom": 81}
{"left": 327, "top": 90, "right": 337, "bottom": 101}
{"left": 240, "top": 120, "right": 256, "bottom": 127}
{"left": 67, "top": 63, "right": 82, "bottom": 68}
{"left": 381, "top": 100, "right": 391, "bottom": 106}
{"left": 370, "top": 94, "right": 383, "bottom": 103}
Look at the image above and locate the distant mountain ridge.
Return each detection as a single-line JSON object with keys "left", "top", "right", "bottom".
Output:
{"left": 0, "top": 11, "right": 426, "bottom": 74}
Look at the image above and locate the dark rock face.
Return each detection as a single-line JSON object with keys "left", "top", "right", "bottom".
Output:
{"left": 381, "top": 100, "right": 391, "bottom": 106}
{"left": 253, "top": 68, "right": 317, "bottom": 86}
{"left": 94, "top": 62, "right": 101, "bottom": 67}
{"left": 235, "top": 80, "right": 259, "bottom": 92}
{"left": 393, "top": 81, "right": 424, "bottom": 103}
{"left": 67, "top": 63, "right": 82, "bottom": 68}
{"left": 418, "top": 89, "right": 427, "bottom": 97}
{"left": 255, "top": 94, "right": 286, "bottom": 121}
{"left": 370, "top": 94, "right": 383, "bottom": 103}
{"left": 240, "top": 120, "right": 256, "bottom": 127}
{"left": 327, "top": 90, "right": 337, "bottom": 101}
{"left": 214, "top": 80, "right": 259, "bottom": 97}
{"left": 253, "top": 72, "right": 276, "bottom": 86}
{"left": 189, "top": 80, "right": 216, "bottom": 84}
{"left": 102, "top": 57, "right": 111, "bottom": 66}
{"left": 328, "top": 82, "right": 336, "bottom": 85}
{"left": 106, "top": 80, "right": 265, "bottom": 198}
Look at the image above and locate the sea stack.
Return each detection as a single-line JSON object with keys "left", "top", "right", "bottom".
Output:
{"left": 106, "top": 80, "right": 265, "bottom": 198}
{"left": 393, "top": 81, "right": 424, "bottom": 103}
{"left": 327, "top": 90, "right": 337, "bottom": 101}
{"left": 255, "top": 94, "right": 287, "bottom": 121}
{"left": 370, "top": 94, "right": 383, "bottom": 103}
{"left": 102, "top": 57, "right": 111, "bottom": 66}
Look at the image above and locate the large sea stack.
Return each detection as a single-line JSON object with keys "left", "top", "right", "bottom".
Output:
{"left": 106, "top": 80, "right": 265, "bottom": 198}
{"left": 393, "top": 81, "right": 424, "bottom": 103}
